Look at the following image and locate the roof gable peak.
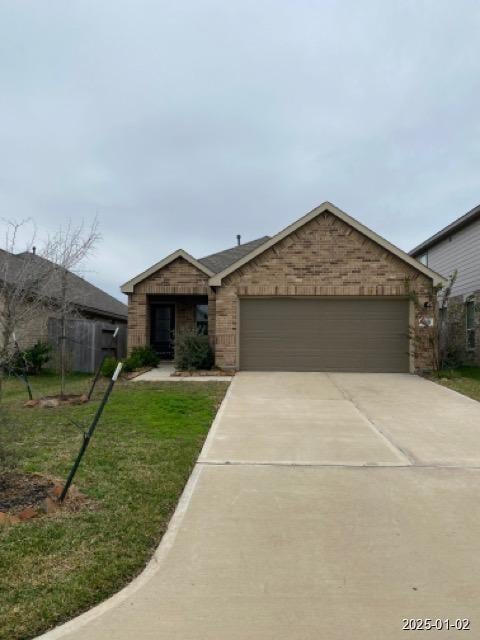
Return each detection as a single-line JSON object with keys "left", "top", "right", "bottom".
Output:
{"left": 121, "top": 249, "right": 214, "bottom": 293}
{"left": 208, "top": 202, "right": 446, "bottom": 287}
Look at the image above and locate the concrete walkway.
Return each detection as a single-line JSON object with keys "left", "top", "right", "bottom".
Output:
{"left": 39, "top": 373, "right": 480, "bottom": 639}
{"left": 132, "top": 363, "right": 233, "bottom": 382}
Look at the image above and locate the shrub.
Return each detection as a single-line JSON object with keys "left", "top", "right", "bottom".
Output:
{"left": 129, "top": 345, "right": 160, "bottom": 368}
{"left": 7, "top": 340, "right": 52, "bottom": 375}
{"left": 101, "top": 356, "right": 118, "bottom": 378}
{"left": 24, "top": 341, "right": 52, "bottom": 374}
{"left": 122, "top": 355, "right": 140, "bottom": 373}
{"left": 101, "top": 346, "right": 159, "bottom": 376}
{"left": 175, "top": 330, "right": 214, "bottom": 371}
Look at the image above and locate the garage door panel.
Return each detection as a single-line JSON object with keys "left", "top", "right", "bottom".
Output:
{"left": 239, "top": 298, "right": 409, "bottom": 372}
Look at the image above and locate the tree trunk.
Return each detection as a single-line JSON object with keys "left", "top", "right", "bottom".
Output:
{"left": 60, "top": 314, "right": 66, "bottom": 397}
{"left": 59, "top": 272, "right": 68, "bottom": 398}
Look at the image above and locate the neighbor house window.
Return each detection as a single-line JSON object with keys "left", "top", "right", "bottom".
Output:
{"left": 466, "top": 300, "right": 476, "bottom": 350}
{"left": 196, "top": 304, "right": 208, "bottom": 335}
{"left": 418, "top": 252, "right": 428, "bottom": 266}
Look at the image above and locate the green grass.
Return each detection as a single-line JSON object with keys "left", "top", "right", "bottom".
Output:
{"left": 0, "top": 371, "right": 228, "bottom": 640}
{"left": 430, "top": 366, "right": 480, "bottom": 401}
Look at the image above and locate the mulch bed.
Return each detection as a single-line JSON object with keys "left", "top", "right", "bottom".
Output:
{"left": 0, "top": 471, "right": 88, "bottom": 525}
{"left": 24, "top": 394, "right": 89, "bottom": 408}
{"left": 0, "top": 472, "right": 54, "bottom": 512}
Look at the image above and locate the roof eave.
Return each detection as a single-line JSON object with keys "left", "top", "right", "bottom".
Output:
{"left": 410, "top": 203, "right": 480, "bottom": 257}
{"left": 209, "top": 201, "right": 447, "bottom": 287}
{"left": 77, "top": 303, "right": 127, "bottom": 320}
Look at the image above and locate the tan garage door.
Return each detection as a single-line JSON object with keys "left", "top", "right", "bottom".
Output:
{"left": 239, "top": 298, "right": 410, "bottom": 372}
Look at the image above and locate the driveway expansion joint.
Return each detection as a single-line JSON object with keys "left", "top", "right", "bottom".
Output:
{"left": 327, "top": 373, "right": 417, "bottom": 466}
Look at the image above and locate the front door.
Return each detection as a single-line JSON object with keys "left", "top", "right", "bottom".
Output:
{"left": 150, "top": 304, "right": 175, "bottom": 359}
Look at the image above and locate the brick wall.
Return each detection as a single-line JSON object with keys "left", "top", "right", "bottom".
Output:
{"left": 0, "top": 292, "right": 54, "bottom": 350}
{"left": 127, "top": 258, "right": 209, "bottom": 352}
{"left": 126, "top": 213, "right": 436, "bottom": 370}
{"left": 214, "top": 211, "right": 434, "bottom": 370}
{"left": 445, "top": 292, "right": 480, "bottom": 366}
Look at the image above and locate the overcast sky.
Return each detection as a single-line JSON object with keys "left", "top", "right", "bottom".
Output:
{"left": 1, "top": 1, "right": 479, "bottom": 301}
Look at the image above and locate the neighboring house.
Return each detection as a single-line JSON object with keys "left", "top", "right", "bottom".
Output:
{"left": 122, "top": 202, "right": 444, "bottom": 373}
{"left": 410, "top": 203, "right": 480, "bottom": 365}
{"left": 0, "top": 249, "right": 127, "bottom": 372}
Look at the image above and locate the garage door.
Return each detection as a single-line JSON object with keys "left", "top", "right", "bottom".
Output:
{"left": 239, "top": 298, "right": 410, "bottom": 372}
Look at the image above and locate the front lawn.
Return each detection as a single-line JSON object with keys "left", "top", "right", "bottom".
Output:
{"left": 0, "top": 372, "right": 227, "bottom": 640}
{"left": 430, "top": 366, "right": 480, "bottom": 402}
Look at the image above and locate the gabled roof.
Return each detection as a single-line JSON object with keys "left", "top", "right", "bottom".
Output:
{"left": 0, "top": 250, "right": 127, "bottom": 319}
{"left": 198, "top": 236, "right": 270, "bottom": 273}
{"left": 208, "top": 202, "right": 447, "bottom": 287}
{"left": 410, "top": 203, "right": 480, "bottom": 257}
{"left": 16, "top": 252, "right": 128, "bottom": 319}
{"left": 121, "top": 249, "right": 214, "bottom": 293}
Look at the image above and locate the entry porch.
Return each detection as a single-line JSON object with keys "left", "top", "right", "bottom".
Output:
{"left": 146, "top": 295, "right": 209, "bottom": 361}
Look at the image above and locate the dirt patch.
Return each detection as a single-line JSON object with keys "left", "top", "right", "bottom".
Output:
{"left": 24, "top": 394, "right": 89, "bottom": 408}
{"left": 0, "top": 472, "right": 54, "bottom": 511}
{"left": 0, "top": 472, "right": 88, "bottom": 525}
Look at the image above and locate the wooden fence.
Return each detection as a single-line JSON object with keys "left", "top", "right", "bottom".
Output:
{"left": 48, "top": 318, "right": 127, "bottom": 373}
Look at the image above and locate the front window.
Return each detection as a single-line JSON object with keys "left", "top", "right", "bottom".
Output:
{"left": 466, "top": 300, "right": 476, "bottom": 351}
{"left": 418, "top": 252, "right": 428, "bottom": 266}
{"left": 196, "top": 304, "right": 208, "bottom": 335}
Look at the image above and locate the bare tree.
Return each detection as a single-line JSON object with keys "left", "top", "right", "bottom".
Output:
{"left": 0, "top": 219, "right": 54, "bottom": 395}
{"left": 42, "top": 219, "right": 101, "bottom": 396}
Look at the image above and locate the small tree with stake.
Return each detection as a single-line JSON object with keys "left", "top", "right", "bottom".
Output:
{"left": 42, "top": 219, "right": 101, "bottom": 397}
{"left": 0, "top": 219, "right": 54, "bottom": 399}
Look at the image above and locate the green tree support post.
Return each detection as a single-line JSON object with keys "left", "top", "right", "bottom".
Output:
{"left": 60, "top": 362, "right": 123, "bottom": 502}
{"left": 88, "top": 327, "right": 119, "bottom": 400}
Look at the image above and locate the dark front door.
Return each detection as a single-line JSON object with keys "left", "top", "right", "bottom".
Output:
{"left": 150, "top": 304, "right": 175, "bottom": 359}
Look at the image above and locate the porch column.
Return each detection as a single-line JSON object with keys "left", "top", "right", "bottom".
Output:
{"left": 127, "top": 292, "right": 149, "bottom": 353}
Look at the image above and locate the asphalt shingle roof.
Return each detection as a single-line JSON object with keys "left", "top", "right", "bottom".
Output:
{"left": 0, "top": 251, "right": 127, "bottom": 320}
{"left": 198, "top": 236, "right": 270, "bottom": 274}
{"left": 410, "top": 203, "right": 480, "bottom": 256}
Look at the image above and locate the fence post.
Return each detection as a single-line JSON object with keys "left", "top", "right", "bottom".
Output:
{"left": 87, "top": 327, "right": 119, "bottom": 400}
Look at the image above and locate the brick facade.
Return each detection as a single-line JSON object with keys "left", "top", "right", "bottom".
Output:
{"left": 444, "top": 291, "right": 480, "bottom": 366}
{"left": 127, "top": 211, "right": 436, "bottom": 371}
{"left": 215, "top": 212, "right": 434, "bottom": 370}
{"left": 127, "top": 258, "right": 209, "bottom": 350}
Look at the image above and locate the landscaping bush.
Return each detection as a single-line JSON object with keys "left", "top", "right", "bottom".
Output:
{"left": 122, "top": 355, "right": 139, "bottom": 373}
{"left": 101, "top": 356, "right": 118, "bottom": 378}
{"left": 129, "top": 345, "right": 160, "bottom": 367}
{"left": 175, "top": 330, "right": 214, "bottom": 371}
{"left": 7, "top": 341, "right": 52, "bottom": 375}
{"left": 101, "top": 346, "right": 159, "bottom": 377}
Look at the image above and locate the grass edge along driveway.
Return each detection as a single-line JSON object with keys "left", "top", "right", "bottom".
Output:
{"left": 0, "top": 373, "right": 228, "bottom": 640}
{"left": 431, "top": 366, "right": 480, "bottom": 402}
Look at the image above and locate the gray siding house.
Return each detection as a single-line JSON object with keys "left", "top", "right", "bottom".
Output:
{"left": 410, "top": 203, "right": 480, "bottom": 365}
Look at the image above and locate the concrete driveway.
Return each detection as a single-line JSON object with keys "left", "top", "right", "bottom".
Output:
{"left": 41, "top": 373, "right": 480, "bottom": 640}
